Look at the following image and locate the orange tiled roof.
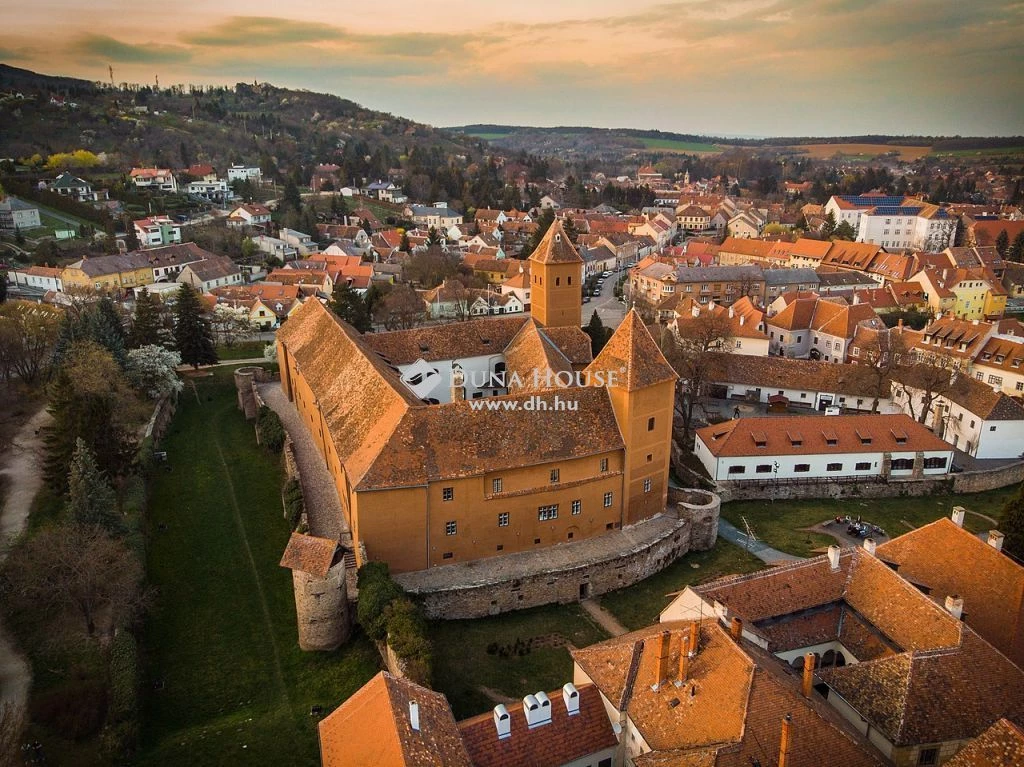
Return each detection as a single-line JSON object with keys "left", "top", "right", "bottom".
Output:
{"left": 529, "top": 220, "right": 583, "bottom": 265}
{"left": 503, "top": 320, "right": 573, "bottom": 393}
{"left": 279, "top": 533, "right": 339, "bottom": 577}
{"left": 364, "top": 316, "right": 529, "bottom": 365}
{"left": 586, "top": 310, "right": 677, "bottom": 392}
{"left": 318, "top": 671, "right": 471, "bottom": 767}
{"left": 945, "top": 718, "right": 1024, "bottom": 767}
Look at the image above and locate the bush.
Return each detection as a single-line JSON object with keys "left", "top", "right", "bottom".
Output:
{"left": 282, "top": 477, "right": 304, "bottom": 529}
{"left": 256, "top": 406, "right": 285, "bottom": 453}
{"left": 30, "top": 674, "right": 107, "bottom": 741}
{"left": 357, "top": 578, "right": 403, "bottom": 642}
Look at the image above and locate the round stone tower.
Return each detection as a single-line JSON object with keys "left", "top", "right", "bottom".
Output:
{"left": 233, "top": 366, "right": 264, "bottom": 420}
{"left": 280, "top": 533, "right": 352, "bottom": 651}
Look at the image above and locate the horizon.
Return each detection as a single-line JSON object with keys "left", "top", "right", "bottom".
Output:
{"left": 2, "top": 1, "right": 1022, "bottom": 137}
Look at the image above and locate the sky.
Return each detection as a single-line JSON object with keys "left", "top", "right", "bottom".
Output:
{"left": 3, "top": 0, "right": 1023, "bottom": 137}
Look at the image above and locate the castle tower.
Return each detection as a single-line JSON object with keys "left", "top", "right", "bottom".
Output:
{"left": 280, "top": 533, "right": 352, "bottom": 651}
{"left": 586, "top": 310, "right": 678, "bottom": 525}
{"left": 529, "top": 219, "right": 583, "bottom": 328}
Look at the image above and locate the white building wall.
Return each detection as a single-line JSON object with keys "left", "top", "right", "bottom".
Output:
{"left": 394, "top": 353, "right": 507, "bottom": 403}
{"left": 696, "top": 445, "right": 953, "bottom": 482}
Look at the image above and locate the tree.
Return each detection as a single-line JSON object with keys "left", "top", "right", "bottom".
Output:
{"left": 282, "top": 178, "right": 302, "bottom": 212}
{"left": 998, "top": 483, "right": 1024, "bottom": 561}
{"left": 833, "top": 220, "right": 856, "bottom": 241}
{"left": 995, "top": 229, "right": 1010, "bottom": 258}
{"left": 0, "top": 522, "right": 145, "bottom": 637}
{"left": 851, "top": 327, "right": 911, "bottom": 412}
{"left": 128, "top": 288, "right": 168, "bottom": 349}
{"left": 0, "top": 301, "right": 61, "bottom": 383}
{"left": 373, "top": 284, "right": 425, "bottom": 330}
{"left": 821, "top": 210, "right": 837, "bottom": 238}
{"left": 66, "top": 438, "right": 120, "bottom": 532}
{"left": 173, "top": 284, "right": 218, "bottom": 369}
{"left": 584, "top": 310, "right": 610, "bottom": 356}
{"left": 1008, "top": 231, "right": 1024, "bottom": 264}
{"left": 210, "top": 304, "right": 253, "bottom": 347}
{"left": 661, "top": 308, "right": 735, "bottom": 443}
{"left": 425, "top": 226, "right": 441, "bottom": 247}
{"left": 124, "top": 218, "right": 140, "bottom": 252}
{"left": 526, "top": 208, "right": 555, "bottom": 256}
{"left": 125, "top": 345, "right": 183, "bottom": 399}
{"left": 399, "top": 230, "right": 411, "bottom": 253}
{"left": 891, "top": 358, "right": 964, "bottom": 426}
{"left": 331, "top": 283, "right": 371, "bottom": 332}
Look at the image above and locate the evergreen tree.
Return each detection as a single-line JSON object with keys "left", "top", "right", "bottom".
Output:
{"left": 66, "top": 438, "right": 121, "bottom": 532}
{"left": 173, "top": 283, "right": 218, "bottom": 369}
{"left": 282, "top": 178, "right": 302, "bottom": 212}
{"left": 425, "top": 226, "right": 441, "bottom": 247}
{"left": 331, "top": 283, "right": 371, "bottom": 332}
{"left": 995, "top": 229, "right": 1010, "bottom": 258}
{"left": 821, "top": 210, "right": 837, "bottom": 238}
{"left": 834, "top": 221, "right": 856, "bottom": 241}
{"left": 584, "top": 310, "right": 610, "bottom": 356}
{"left": 998, "top": 483, "right": 1024, "bottom": 561}
{"left": 129, "top": 289, "right": 167, "bottom": 348}
{"left": 563, "top": 216, "right": 579, "bottom": 244}
{"left": 89, "top": 297, "right": 128, "bottom": 366}
{"left": 399, "top": 230, "right": 411, "bottom": 253}
{"left": 1008, "top": 231, "right": 1024, "bottom": 264}
{"left": 124, "top": 217, "right": 140, "bottom": 252}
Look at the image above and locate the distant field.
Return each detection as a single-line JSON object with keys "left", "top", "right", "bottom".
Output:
{"left": 466, "top": 131, "right": 512, "bottom": 141}
{"left": 788, "top": 143, "right": 932, "bottom": 161}
{"left": 932, "top": 146, "right": 1024, "bottom": 158}
{"left": 636, "top": 137, "right": 722, "bottom": 153}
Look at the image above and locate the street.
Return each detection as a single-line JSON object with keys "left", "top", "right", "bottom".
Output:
{"left": 584, "top": 269, "right": 627, "bottom": 328}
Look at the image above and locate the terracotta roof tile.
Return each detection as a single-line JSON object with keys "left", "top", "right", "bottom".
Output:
{"left": 946, "top": 718, "right": 1024, "bottom": 767}
{"left": 529, "top": 220, "right": 583, "bottom": 265}
{"left": 364, "top": 317, "right": 529, "bottom": 366}
{"left": 279, "top": 533, "right": 339, "bottom": 577}
{"left": 703, "top": 352, "right": 887, "bottom": 398}
{"left": 586, "top": 310, "right": 677, "bottom": 392}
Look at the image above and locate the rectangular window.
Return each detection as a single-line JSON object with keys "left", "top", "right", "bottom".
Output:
{"left": 643, "top": 478, "right": 653, "bottom": 492}
{"left": 988, "top": 374, "right": 1003, "bottom": 386}
{"left": 647, "top": 417, "right": 655, "bottom": 431}
{"left": 918, "top": 747, "right": 938, "bottom": 766}
{"left": 442, "top": 487, "right": 454, "bottom": 501}
{"left": 756, "top": 464, "right": 772, "bottom": 473}
{"left": 538, "top": 504, "right": 559, "bottom": 521}
{"left": 445, "top": 521, "right": 457, "bottom": 536}
{"left": 550, "top": 468, "right": 560, "bottom": 484}
{"left": 571, "top": 499, "right": 581, "bottom": 515}
{"left": 923, "top": 457, "right": 948, "bottom": 470}
{"left": 727, "top": 465, "right": 746, "bottom": 475}
{"left": 891, "top": 458, "right": 914, "bottom": 470}
{"left": 600, "top": 458, "right": 609, "bottom": 472}
{"left": 492, "top": 478, "right": 502, "bottom": 494}
{"left": 855, "top": 462, "right": 871, "bottom": 471}
{"left": 603, "top": 492, "right": 613, "bottom": 507}
{"left": 826, "top": 462, "right": 843, "bottom": 472}
{"left": 794, "top": 464, "right": 811, "bottom": 472}
{"left": 498, "top": 512, "right": 509, "bottom": 527}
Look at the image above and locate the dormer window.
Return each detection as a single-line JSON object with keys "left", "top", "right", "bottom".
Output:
{"left": 554, "top": 234, "right": 561, "bottom": 242}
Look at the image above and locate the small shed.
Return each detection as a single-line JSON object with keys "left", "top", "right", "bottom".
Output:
{"left": 767, "top": 394, "right": 789, "bottom": 413}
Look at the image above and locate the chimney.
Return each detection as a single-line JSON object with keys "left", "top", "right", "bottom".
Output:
{"left": 493, "top": 704, "right": 511, "bottom": 739}
{"left": 535, "top": 691, "right": 552, "bottom": 724}
{"left": 945, "top": 594, "right": 964, "bottom": 621}
{"left": 863, "top": 537, "right": 877, "bottom": 556}
{"left": 730, "top": 616, "right": 743, "bottom": 642}
{"left": 688, "top": 621, "right": 699, "bottom": 658}
{"left": 951, "top": 506, "right": 966, "bottom": 527}
{"left": 801, "top": 653, "right": 816, "bottom": 698}
{"left": 409, "top": 701, "right": 420, "bottom": 732}
{"left": 987, "top": 530, "right": 1005, "bottom": 552}
{"left": 779, "top": 714, "right": 793, "bottom": 767}
{"left": 677, "top": 632, "right": 691, "bottom": 685}
{"left": 739, "top": 314, "right": 746, "bottom": 326}
{"left": 898, "top": 317, "right": 903, "bottom": 328}
{"left": 522, "top": 694, "right": 541, "bottom": 727}
{"left": 562, "top": 683, "right": 580, "bottom": 716}
{"left": 653, "top": 630, "right": 671, "bottom": 688}
{"left": 827, "top": 545, "right": 841, "bottom": 571}
{"left": 728, "top": 306, "right": 735, "bottom": 318}
{"left": 451, "top": 367, "right": 465, "bottom": 402}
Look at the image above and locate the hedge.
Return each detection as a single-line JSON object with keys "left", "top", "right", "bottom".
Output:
{"left": 356, "top": 562, "right": 433, "bottom": 686}
{"left": 256, "top": 405, "right": 285, "bottom": 453}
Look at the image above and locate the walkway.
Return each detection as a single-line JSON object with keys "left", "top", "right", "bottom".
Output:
{"left": 717, "top": 518, "right": 802, "bottom": 564}
{"left": 0, "top": 406, "right": 51, "bottom": 712}
{"left": 581, "top": 599, "right": 629, "bottom": 637}
{"left": 257, "top": 382, "right": 348, "bottom": 543}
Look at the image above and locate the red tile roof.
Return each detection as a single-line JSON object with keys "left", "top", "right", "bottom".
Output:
{"left": 586, "top": 310, "right": 677, "bottom": 392}
{"left": 529, "top": 220, "right": 583, "bottom": 265}
{"left": 279, "top": 533, "right": 339, "bottom": 577}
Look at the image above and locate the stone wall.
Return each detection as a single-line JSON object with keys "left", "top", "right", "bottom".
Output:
{"left": 401, "top": 491, "right": 721, "bottom": 620}
{"left": 952, "top": 461, "right": 1024, "bottom": 494}
{"left": 144, "top": 393, "right": 177, "bottom": 446}
{"left": 292, "top": 560, "right": 351, "bottom": 651}
{"left": 233, "top": 365, "right": 270, "bottom": 420}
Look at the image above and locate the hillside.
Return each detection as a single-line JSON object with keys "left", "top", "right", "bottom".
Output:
{"left": 0, "top": 64, "right": 487, "bottom": 180}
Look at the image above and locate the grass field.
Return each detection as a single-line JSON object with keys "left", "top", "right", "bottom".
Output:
{"left": 465, "top": 131, "right": 512, "bottom": 141}
{"left": 932, "top": 146, "right": 1024, "bottom": 158}
{"left": 138, "top": 367, "right": 380, "bottom": 766}
{"left": 429, "top": 603, "right": 608, "bottom": 720}
{"left": 216, "top": 340, "right": 270, "bottom": 360}
{"left": 636, "top": 137, "right": 722, "bottom": 154}
{"left": 719, "top": 486, "right": 1017, "bottom": 558}
{"left": 599, "top": 540, "right": 764, "bottom": 631}
{"left": 787, "top": 143, "right": 932, "bottom": 161}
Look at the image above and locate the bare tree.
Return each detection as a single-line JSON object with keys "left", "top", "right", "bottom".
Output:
{"left": 374, "top": 284, "right": 426, "bottom": 330}
{"left": 892, "top": 356, "right": 964, "bottom": 425}
{"left": 0, "top": 302, "right": 62, "bottom": 383}
{"left": 660, "top": 308, "right": 735, "bottom": 443}
{"left": 0, "top": 523, "right": 147, "bottom": 638}
{"left": 853, "top": 327, "right": 912, "bottom": 412}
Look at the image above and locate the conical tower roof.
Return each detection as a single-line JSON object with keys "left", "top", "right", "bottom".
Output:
{"left": 529, "top": 219, "right": 583, "bottom": 265}
{"left": 586, "top": 309, "right": 677, "bottom": 391}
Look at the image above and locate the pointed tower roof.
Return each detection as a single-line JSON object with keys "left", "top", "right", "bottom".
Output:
{"left": 586, "top": 310, "right": 677, "bottom": 391}
{"left": 529, "top": 219, "right": 583, "bottom": 265}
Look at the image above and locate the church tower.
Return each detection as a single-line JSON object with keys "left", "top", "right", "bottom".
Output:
{"left": 586, "top": 310, "right": 678, "bottom": 526}
{"left": 529, "top": 219, "right": 583, "bottom": 328}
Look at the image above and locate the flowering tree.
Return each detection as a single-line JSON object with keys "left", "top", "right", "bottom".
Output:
{"left": 125, "top": 345, "right": 183, "bottom": 399}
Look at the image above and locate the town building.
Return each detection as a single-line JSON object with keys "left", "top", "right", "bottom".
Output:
{"left": 8, "top": 265, "right": 63, "bottom": 293}
{"left": 405, "top": 204, "right": 463, "bottom": 229}
{"left": 0, "top": 196, "right": 41, "bottom": 230}
{"left": 766, "top": 294, "right": 885, "bottom": 362}
{"left": 177, "top": 256, "right": 243, "bottom": 293}
{"left": 129, "top": 167, "right": 177, "bottom": 192}
{"left": 133, "top": 216, "right": 182, "bottom": 248}
{"left": 62, "top": 252, "right": 155, "bottom": 293}
{"left": 670, "top": 297, "right": 769, "bottom": 356}
{"left": 226, "top": 165, "right": 262, "bottom": 183}
{"left": 49, "top": 171, "right": 106, "bottom": 202}
{"left": 226, "top": 203, "right": 272, "bottom": 229}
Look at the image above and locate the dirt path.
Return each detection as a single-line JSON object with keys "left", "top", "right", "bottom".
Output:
{"left": 581, "top": 599, "right": 630, "bottom": 637}
{"left": 0, "top": 406, "right": 51, "bottom": 713}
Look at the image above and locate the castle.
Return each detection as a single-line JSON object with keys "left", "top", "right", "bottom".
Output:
{"left": 275, "top": 220, "right": 680, "bottom": 574}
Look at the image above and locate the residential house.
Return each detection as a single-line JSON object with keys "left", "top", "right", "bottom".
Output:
{"left": 253, "top": 235, "right": 298, "bottom": 262}
{"left": 177, "top": 256, "right": 243, "bottom": 293}
{"left": 780, "top": 238, "right": 834, "bottom": 269}
{"left": 911, "top": 267, "right": 1006, "bottom": 320}
{"left": 363, "top": 180, "right": 405, "bottom": 203}
{"left": 665, "top": 264, "right": 765, "bottom": 307}
{"left": 852, "top": 282, "right": 930, "bottom": 316}
{"left": 662, "top": 544, "right": 1024, "bottom": 767}
{"left": 140, "top": 242, "right": 213, "bottom": 283}
{"left": 133, "top": 216, "right": 182, "bottom": 248}
{"left": 501, "top": 264, "right": 531, "bottom": 310}
{"left": 671, "top": 297, "right": 769, "bottom": 356}
{"left": 971, "top": 334, "right": 1024, "bottom": 396}
{"left": 129, "top": 167, "right": 177, "bottom": 192}
{"left": 61, "top": 252, "right": 154, "bottom": 293}
{"left": 405, "top": 204, "right": 462, "bottom": 229}
{"left": 580, "top": 244, "right": 617, "bottom": 277}
{"left": 279, "top": 228, "right": 318, "bottom": 256}
{"left": 967, "top": 219, "right": 1024, "bottom": 249}
{"left": 0, "top": 197, "right": 41, "bottom": 230}
{"left": 913, "top": 315, "right": 1000, "bottom": 370}
{"left": 185, "top": 178, "right": 232, "bottom": 204}
{"left": 763, "top": 267, "right": 820, "bottom": 301}
{"left": 226, "top": 165, "right": 262, "bottom": 183}
{"left": 766, "top": 294, "right": 885, "bottom": 362}
{"left": 211, "top": 283, "right": 304, "bottom": 330}
{"left": 677, "top": 204, "right": 712, "bottom": 233}
{"left": 50, "top": 171, "right": 105, "bottom": 202}
{"left": 184, "top": 164, "right": 217, "bottom": 182}
{"left": 716, "top": 236, "right": 779, "bottom": 267}
{"left": 694, "top": 413, "right": 953, "bottom": 482}
{"left": 226, "top": 203, "right": 272, "bottom": 229}
{"left": 727, "top": 210, "right": 763, "bottom": 238}
{"left": 815, "top": 270, "right": 880, "bottom": 295}
{"left": 9, "top": 265, "right": 63, "bottom": 292}
{"left": 817, "top": 241, "right": 884, "bottom": 277}
{"left": 265, "top": 267, "right": 333, "bottom": 294}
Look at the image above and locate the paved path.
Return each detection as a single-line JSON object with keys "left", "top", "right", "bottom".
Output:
{"left": 581, "top": 599, "right": 630, "bottom": 637}
{"left": 257, "top": 382, "right": 347, "bottom": 542}
{"left": 717, "top": 518, "right": 802, "bottom": 564}
{"left": 0, "top": 407, "right": 51, "bottom": 717}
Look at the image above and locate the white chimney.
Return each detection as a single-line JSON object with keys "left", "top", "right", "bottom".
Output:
{"left": 535, "top": 691, "right": 552, "bottom": 725}
{"left": 863, "top": 538, "right": 877, "bottom": 556}
{"left": 409, "top": 701, "right": 420, "bottom": 732}
{"left": 951, "top": 507, "right": 966, "bottom": 527}
{"left": 493, "top": 704, "right": 511, "bottom": 739}
{"left": 562, "top": 683, "right": 580, "bottom": 716}
{"left": 945, "top": 595, "right": 964, "bottom": 620}
{"left": 827, "top": 545, "right": 841, "bottom": 571}
{"left": 523, "top": 694, "right": 541, "bottom": 727}
{"left": 728, "top": 306, "right": 735, "bottom": 318}
{"left": 988, "top": 530, "right": 1005, "bottom": 552}
{"left": 739, "top": 314, "right": 746, "bottom": 326}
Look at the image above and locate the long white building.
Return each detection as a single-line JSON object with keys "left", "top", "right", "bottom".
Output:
{"left": 824, "top": 195, "right": 957, "bottom": 251}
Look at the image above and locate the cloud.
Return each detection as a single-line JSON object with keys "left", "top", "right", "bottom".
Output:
{"left": 70, "top": 34, "right": 191, "bottom": 64}
{"left": 182, "top": 17, "right": 344, "bottom": 47}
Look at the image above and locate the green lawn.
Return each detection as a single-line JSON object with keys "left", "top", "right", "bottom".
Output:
{"left": 636, "top": 138, "right": 722, "bottom": 153}
{"left": 719, "top": 487, "right": 1017, "bottom": 558}
{"left": 216, "top": 340, "right": 270, "bottom": 360}
{"left": 599, "top": 540, "right": 764, "bottom": 631}
{"left": 138, "top": 367, "right": 380, "bottom": 766}
{"left": 466, "top": 132, "right": 512, "bottom": 141}
{"left": 429, "top": 603, "right": 608, "bottom": 720}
